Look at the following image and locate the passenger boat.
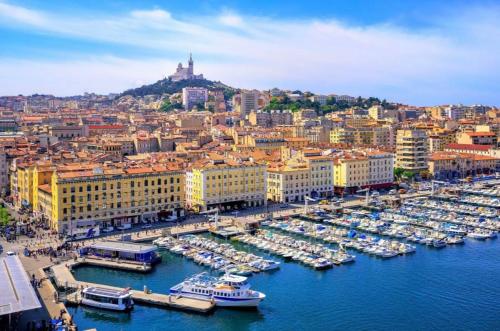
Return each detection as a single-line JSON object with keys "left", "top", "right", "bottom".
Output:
{"left": 81, "top": 287, "right": 134, "bottom": 311}
{"left": 169, "top": 272, "right": 265, "bottom": 307}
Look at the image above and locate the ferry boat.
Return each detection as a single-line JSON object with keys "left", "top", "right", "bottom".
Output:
{"left": 81, "top": 287, "right": 134, "bottom": 311}
{"left": 169, "top": 272, "right": 265, "bottom": 307}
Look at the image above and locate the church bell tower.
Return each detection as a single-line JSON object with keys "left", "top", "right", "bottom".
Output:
{"left": 188, "top": 53, "right": 194, "bottom": 75}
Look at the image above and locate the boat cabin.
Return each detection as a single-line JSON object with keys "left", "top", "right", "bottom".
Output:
{"left": 81, "top": 287, "right": 134, "bottom": 311}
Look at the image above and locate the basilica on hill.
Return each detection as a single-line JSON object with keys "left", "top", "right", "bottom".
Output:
{"left": 168, "top": 54, "right": 204, "bottom": 82}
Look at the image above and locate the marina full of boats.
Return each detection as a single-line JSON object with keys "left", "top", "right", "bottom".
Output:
{"left": 265, "top": 218, "right": 416, "bottom": 257}
{"left": 395, "top": 200, "right": 499, "bottom": 232}
{"left": 151, "top": 188, "right": 497, "bottom": 277}
{"left": 405, "top": 198, "right": 498, "bottom": 219}
{"left": 236, "top": 231, "right": 355, "bottom": 269}
{"left": 437, "top": 193, "right": 500, "bottom": 209}
{"left": 153, "top": 235, "right": 280, "bottom": 275}
{"left": 326, "top": 212, "right": 462, "bottom": 247}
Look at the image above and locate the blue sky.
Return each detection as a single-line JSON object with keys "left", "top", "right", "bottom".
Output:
{"left": 0, "top": 0, "right": 499, "bottom": 106}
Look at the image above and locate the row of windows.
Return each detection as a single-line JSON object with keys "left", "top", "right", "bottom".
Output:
{"left": 62, "top": 187, "right": 181, "bottom": 202}
{"left": 62, "top": 196, "right": 182, "bottom": 214}
{"left": 205, "top": 173, "right": 263, "bottom": 180}
{"left": 191, "top": 288, "right": 244, "bottom": 297}
{"left": 204, "top": 180, "right": 263, "bottom": 188}
{"left": 62, "top": 178, "right": 181, "bottom": 193}
{"left": 62, "top": 204, "right": 182, "bottom": 221}
{"left": 84, "top": 294, "right": 119, "bottom": 305}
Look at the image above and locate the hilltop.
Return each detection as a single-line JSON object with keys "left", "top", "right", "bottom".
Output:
{"left": 120, "top": 78, "right": 236, "bottom": 98}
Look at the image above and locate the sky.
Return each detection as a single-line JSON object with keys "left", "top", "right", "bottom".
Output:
{"left": 0, "top": 0, "right": 499, "bottom": 106}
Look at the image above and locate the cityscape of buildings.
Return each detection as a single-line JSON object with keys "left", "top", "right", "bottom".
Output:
{"left": 0, "top": 55, "right": 498, "bottom": 236}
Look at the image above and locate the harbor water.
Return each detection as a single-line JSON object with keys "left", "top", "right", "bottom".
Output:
{"left": 69, "top": 236, "right": 500, "bottom": 331}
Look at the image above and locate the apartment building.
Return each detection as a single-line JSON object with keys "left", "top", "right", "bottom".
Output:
{"left": 396, "top": 130, "right": 429, "bottom": 171}
{"left": 429, "top": 152, "right": 499, "bottom": 179}
{"left": 238, "top": 90, "right": 260, "bottom": 117}
{"left": 267, "top": 152, "right": 335, "bottom": 203}
{"left": 186, "top": 153, "right": 267, "bottom": 212}
{"left": 11, "top": 161, "right": 186, "bottom": 233}
{"left": 457, "top": 132, "right": 497, "bottom": 146}
{"left": 182, "top": 87, "right": 208, "bottom": 111}
{"left": 330, "top": 126, "right": 392, "bottom": 146}
{"left": 267, "top": 159, "right": 311, "bottom": 203}
{"left": 333, "top": 151, "right": 394, "bottom": 193}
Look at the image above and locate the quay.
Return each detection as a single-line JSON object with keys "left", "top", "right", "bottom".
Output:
{"left": 50, "top": 262, "right": 215, "bottom": 313}
{"left": 209, "top": 225, "right": 246, "bottom": 238}
{"left": 37, "top": 268, "right": 76, "bottom": 329}
{"left": 76, "top": 256, "right": 152, "bottom": 272}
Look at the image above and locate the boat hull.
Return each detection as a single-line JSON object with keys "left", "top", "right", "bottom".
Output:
{"left": 169, "top": 290, "right": 264, "bottom": 307}
{"left": 214, "top": 297, "right": 264, "bottom": 307}
{"left": 81, "top": 299, "right": 133, "bottom": 311}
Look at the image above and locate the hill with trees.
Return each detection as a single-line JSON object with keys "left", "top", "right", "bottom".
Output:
{"left": 121, "top": 78, "right": 236, "bottom": 98}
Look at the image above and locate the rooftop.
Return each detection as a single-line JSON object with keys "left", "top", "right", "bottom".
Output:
{"left": 466, "top": 132, "right": 496, "bottom": 137}
{"left": 445, "top": 143, "right": 493, "bottom": 151}
{"left": 0, "top": 256, "right": 41, "bottom": 316}
{"left": 89, "top": 240, "right": 157, "bottom": 254}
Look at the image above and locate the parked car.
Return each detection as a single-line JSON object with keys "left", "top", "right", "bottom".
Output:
{"left": 141, "top": 224, "right": 152, "bottom": 229}
{"left": 6, "top": 251, "right": 16, "bottom": 256}
{"left": 102, "top": 226, "right": 115, "bottom": 233}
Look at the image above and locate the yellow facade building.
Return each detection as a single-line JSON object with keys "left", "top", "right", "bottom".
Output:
{"left": 333, "top": 150, "right": 394, "bottom": 193}
{"left": 267, "top": 152, "right": 334, "bottom": 203}
{"left": 12, "top": 161, "right": 186, "bottom": 234}
{"left": 330, "top": 126, "right": 392, "bottom": 147}
{"left": 186, "top": 153, "right": 267, "bottom": 212}
{"left": 49, "top": 163, "right": 185, "bottom": 234}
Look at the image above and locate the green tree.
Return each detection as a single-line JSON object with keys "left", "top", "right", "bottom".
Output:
{"left": 160, "top": 100, "right": 183, "bottom": 112}
{"left": 195, "top": 102, "right": 205, "bottom": 111}
{"left": 394, "top": 167, "right": 405, "bottom": 180}
{"left": 402, "top": 171, "right": 415, "bottom": 179}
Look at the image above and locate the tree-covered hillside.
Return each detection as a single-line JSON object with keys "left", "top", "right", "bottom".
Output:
{"left": 121, "top": 78, "right": 235, "bottom": 98}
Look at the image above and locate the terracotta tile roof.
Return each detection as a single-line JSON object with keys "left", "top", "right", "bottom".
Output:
{"left": 466, "top": 132, "right": 496, "bottom": 137}
{"left": 88, "top": 125, "right": 125, "bottom": 130}
{"left": 38, "top": 184, "right": 52, "bottom": 194}
{"left": 445, "top": 143, "right": 493, "bottom": 151}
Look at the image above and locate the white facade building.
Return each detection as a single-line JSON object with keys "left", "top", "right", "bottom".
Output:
{"left": 182, "top": 87, "right": 208, "bottom": 111}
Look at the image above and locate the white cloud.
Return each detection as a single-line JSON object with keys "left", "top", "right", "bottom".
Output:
{"left": 218, "top": 12, "right": 244, "bottom": 27}
{"left": 0, "top": 2, "right": 47, "bottom": 26}
{"left": 131, "top": 9, "right": 171, "bottom": 21}
{"left": 0, "top": 57, "right": 177, "bottom": 96}
{"left": 0, "top": 2, "right": 498, "bottom": 105}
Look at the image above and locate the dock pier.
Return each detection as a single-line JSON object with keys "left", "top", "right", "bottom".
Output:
{"left": 50, "top": 262, "right": 215, "bottom": 313}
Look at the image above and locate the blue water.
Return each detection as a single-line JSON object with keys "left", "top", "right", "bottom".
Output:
{"left": 70, "top": 237, "right": 500, "bottom": 331}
